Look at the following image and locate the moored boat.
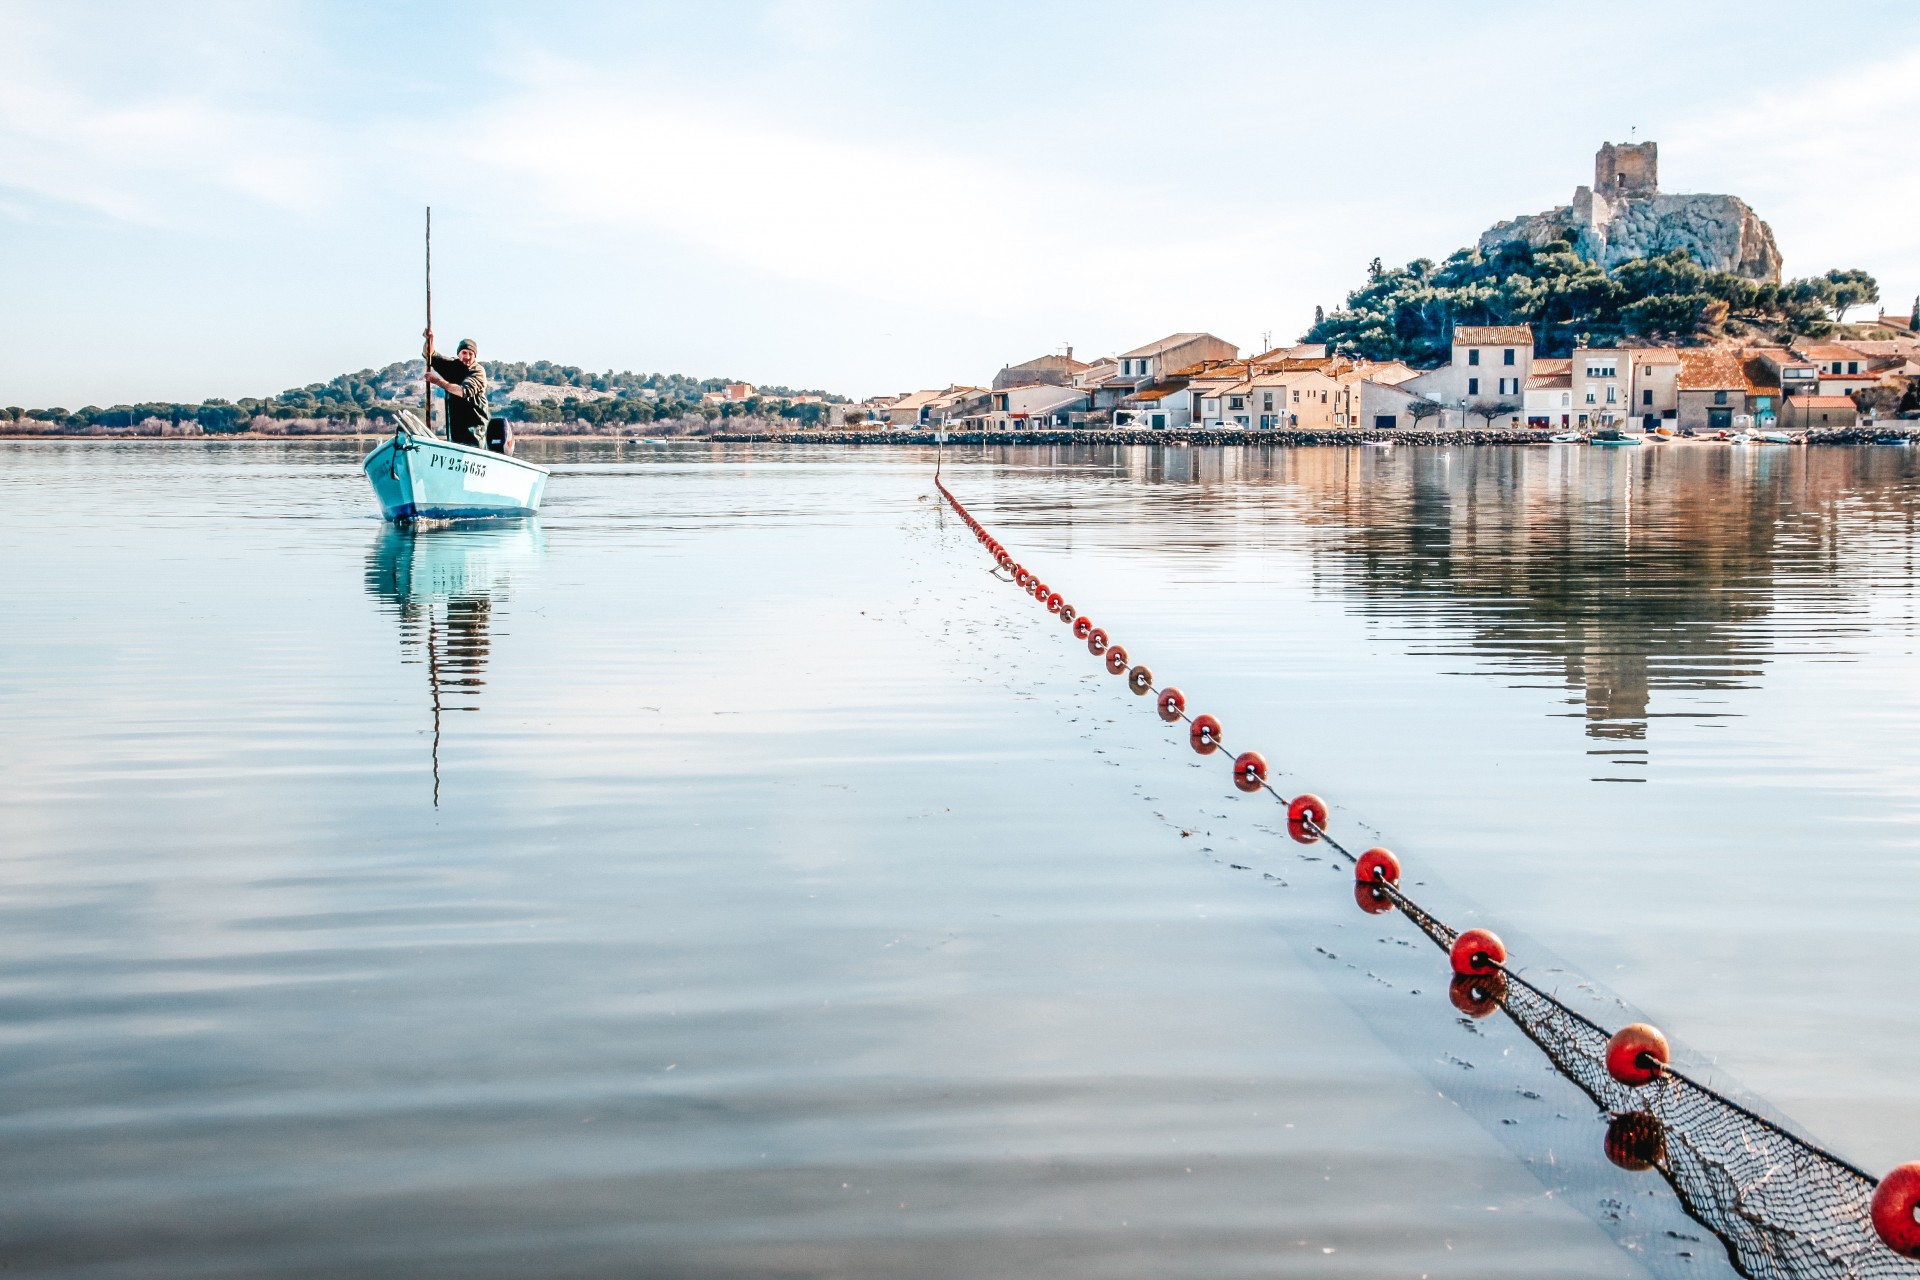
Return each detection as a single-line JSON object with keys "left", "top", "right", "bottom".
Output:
{"left": 1549, "top": 431, "right": 1583, "bottom": 443}
{"left": 1591, "top": 428, "right": 1642, "bottom": 447}
{"left": 363, "top": 411, "right": 549, "bottom": 522}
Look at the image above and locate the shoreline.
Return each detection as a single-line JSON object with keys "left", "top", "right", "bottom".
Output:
{"left": 2, "top": 426, "right": 1913, "bottom": 447}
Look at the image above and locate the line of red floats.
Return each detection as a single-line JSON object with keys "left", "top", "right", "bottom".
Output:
{"left": 935, "top": 476, "right": 1920, "bottom": 1258}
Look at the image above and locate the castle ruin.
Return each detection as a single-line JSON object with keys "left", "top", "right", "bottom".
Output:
{"left": 1480, "top": 141, "right": 1782, "bottom": 283}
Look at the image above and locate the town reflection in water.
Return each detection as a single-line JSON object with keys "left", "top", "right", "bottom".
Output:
{"left": 363, "top": 521, "right": 546, "bottom": 805}
{"left": 1002, "top": 443, "right": 1920, "bottom": 768}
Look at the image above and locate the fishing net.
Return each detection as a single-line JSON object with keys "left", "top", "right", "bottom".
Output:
{"left": 1394, "top": 898, "right": 1907, "bottom": 1280}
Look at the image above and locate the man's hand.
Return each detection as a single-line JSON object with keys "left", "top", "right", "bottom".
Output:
{"left": 422, "top": 327, "right": 435, "bottom": 359}
{"left": 425, "top": 369, "right": 464, "bottom": 397}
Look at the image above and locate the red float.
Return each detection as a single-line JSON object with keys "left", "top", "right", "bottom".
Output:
{"left": 1604, "top": 1112, "right": 1667, "bottom": 1172}
{"left": 1047, "top": 593, "right": 1064, "bottom": 613}
{"left": 1354, "top": 882, "right": 1394, "bottom": 915}
{"left": 1087, "top": 628, "right": 1108, "bottom": 656}
{"left": 1448, "top": 972, "right": 1505, "bottom": 1018}
{"left": 1014, "top": 566, "right": 1030, "bottom": 587}
{"left": 1033, "top": 581, "right": 1049, "bottom": 601}
{"left": 1872, "top": 1163, "right": 1920, "bottom": 1257}
{"left": 1286, "top": 793, "right": 1328, "bottom": 831}
{"left": 1072, "top": 616, "right": 1093, "bottom": 639}
{"left": 1127, "top": 666, "right": 1153, "bottom": 694}
{"left": 1231, "top": 751, "right": 1268, "bottom": 793}
{"left": 1189, "top": 714, "right": 1222, "bottom": 755}
{"left": 1449, "top": 928, "right": 1506, "bottom": 977}
{"left": 1060, "top": 605, "right": 1077, "bottom": 625}
{"left": 1355, "top": 848, "right": 1400, "bottom": 886}
{"left": 1605, "top": 1024, "right": 1670, "bottom": 1087}
{"left": 1105, "top": 646, "right": 1129, "bottom": 674}
{"left": 1157, "top": 687, "right": 1185, "bottom": 721}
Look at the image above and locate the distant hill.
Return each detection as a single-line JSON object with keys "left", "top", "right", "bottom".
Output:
{"left": 2, "top": 359, "right": 849, "bottom": 434}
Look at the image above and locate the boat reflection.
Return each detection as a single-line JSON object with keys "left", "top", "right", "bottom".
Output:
{"left": 363, "top": 521, "right": 546, "bottom": 805}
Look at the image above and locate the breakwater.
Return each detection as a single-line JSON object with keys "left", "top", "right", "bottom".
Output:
{"left": 709, "top": 426, "right": 1916, "bottom": 447}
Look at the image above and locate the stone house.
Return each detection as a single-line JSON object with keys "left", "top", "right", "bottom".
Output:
{"left": 1405, "top": 325, "right": 1534, "bottom": 416}
{"left": 1749, "top": 349, "right": 1820, "bottom": 404}
{"left": 1525, "top": 359, "right": 1574, "bottom": 428}
{"left": 972, "top": 384, "right": 1091, "bottom": 430}
{"left": 1781, "top": 395, "right": 1859, "bottom": 430}
{"left": 1674, "top": 351, "right": 1759, "bottom": 433}
{"left": 1624, "top": 348, "right": 1682, "bottom": 430}
{"left": 1571, "top": 348, "right": 1630, "bottom": 427}
{"left": 992, "top": 352, "right": 1090, "bottom": 390}
{"left": 1793, "top": 343, "right": 1883, "bottom": 398}
{"left": 1358, "top": 378, "right": 1442, "bottom": 430}
{"left": 887, "top": 386, "right": 985, "bottom": 428}
{"left": 1097, "top": 333, "right": 1239, "bottom": 408}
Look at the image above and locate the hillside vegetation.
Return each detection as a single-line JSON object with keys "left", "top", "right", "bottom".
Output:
{"left": 1305, "top": 238, "right": 1881, "bottom": 366}
{"left": 3, "top": 359, "right": 847, "bottom": 434}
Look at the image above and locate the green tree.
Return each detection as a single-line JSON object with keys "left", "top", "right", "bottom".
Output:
{"left": 1823, "top": 268, "right": 1878, "bottom": 322}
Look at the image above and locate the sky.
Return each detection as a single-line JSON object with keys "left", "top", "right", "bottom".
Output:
{"left": 3, "top": 0, "right": 1919, "bottom": 407}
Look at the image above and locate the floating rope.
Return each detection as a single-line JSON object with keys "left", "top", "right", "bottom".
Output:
{"left": 933, "top": 473, "right": 1920, "bottom": 1276}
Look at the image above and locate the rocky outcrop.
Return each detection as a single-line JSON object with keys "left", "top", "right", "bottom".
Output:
{"left": 1480, "top": 143, "right": 1782, "bottom": 282}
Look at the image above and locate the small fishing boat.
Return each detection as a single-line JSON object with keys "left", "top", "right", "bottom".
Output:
{"left": 363, "top": 411, "right": 549, "bottom": 522}
{"left": 1873, "top": 435, "right": 1913, "bottom": 445}
{"left": 1760, "top": 432, "right": 1795, "bottom": 445}
{"left": 1590, "top": 428, "right": 1642, "bottom": 447}
{"left": 1548, "top": 431, "right": 1583, "bottom": 443}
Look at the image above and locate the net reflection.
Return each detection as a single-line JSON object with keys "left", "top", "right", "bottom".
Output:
{"left": 363, "top": 522, "right": 546, "bottom": 805}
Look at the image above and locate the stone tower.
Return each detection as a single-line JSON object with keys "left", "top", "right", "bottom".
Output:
{"left": 1594, "top": 141, "right": 1657, "bottom": 199}
{"left": 1479, "top": 139, "right": 1780, "bottom": 282}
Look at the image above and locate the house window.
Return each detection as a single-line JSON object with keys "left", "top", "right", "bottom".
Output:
{"left": 1228, "top": 396, "right": 1245, "bottom": 410}
{"left": 1561, "top": 393, "right": 1570, "bottom": 407}
{"left": 1468, "top": 349, "right": 1480, "bottom": 366}
{"left": 1292, "top": 390, "right": 1299, "bottom": 403}
{"left": 1585, "top": 391, "right": 1595, "bottom": 404}
{"left": 1606, "top": 386, "right": 1616, "bottom": 404}
{"left": 1468, "top": 377, "right": 1479, "bottom": 395}
{"left": 1713, "top": 391, "right": 1728, "bottom": 405}
{"left": 1848, "top": 362, "right": 1859, "bottom": 375}
{"left": 1263, "top": 391, "right": 1274, "bottom": 411}
{"left": 1642, "top": 389, "right": 1653, "bottom": 405}
{"left": 1503, "top": 348, "right": 1515, "bottom": 365}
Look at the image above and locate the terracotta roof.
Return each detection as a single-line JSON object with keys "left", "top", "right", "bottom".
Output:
{"left": 1125, "top": 383, "right": 1182, "bottom": 403}
{"left": 1626, "top": 348, "right": 1683, "bottom": 364}
{"left": 1785, "top": 395, "right": 1858, "bottom": 409}
{"left": 1454, "top": 324, "right": 1534, "bottom": 346}
{"left": 1748, "top": 348, "right": 1815, "bottom": 367}
{"left": 1793, "top": 342, "right": 1870, "bottom": 362}
{"left": 1742, "top": 358, "right": 1781, "bottom": 391}
{"left": 1117, "top": 332, "right": 1232, "bottom": 360}
{"left": 1526, "top": 372, "right": 1571, "bottom": 389}
{"left": 1531, "top": 358, "right": 1572, "bottom": 375}
{"left": 1676, "top": 349, "right": 1750, "bottom": 391}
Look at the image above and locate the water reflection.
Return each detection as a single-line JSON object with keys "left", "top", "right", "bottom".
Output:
{"left": 1007, "top": 444, "right": 1920, "bottom": 764}
{"left": 363, "top": 522, "right": 545, "bottom": 804}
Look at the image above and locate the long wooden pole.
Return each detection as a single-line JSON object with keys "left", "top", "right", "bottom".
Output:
{"left": 425, "top": 206, "right": 433, "bottom": 436}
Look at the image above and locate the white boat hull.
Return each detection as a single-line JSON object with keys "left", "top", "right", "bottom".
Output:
{"left": 362, "top": 433, "right": 549, "bottom": 522}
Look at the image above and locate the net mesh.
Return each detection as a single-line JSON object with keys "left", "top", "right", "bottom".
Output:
{"left": 1393, "top": 895, "right": 1907, "bottom": 1279}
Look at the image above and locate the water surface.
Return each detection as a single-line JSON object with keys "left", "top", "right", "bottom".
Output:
{"left": 2, "top": 438, "right": 1917, "bottom": 1278}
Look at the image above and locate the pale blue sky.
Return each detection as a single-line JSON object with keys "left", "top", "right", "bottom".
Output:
{"left": 4, "top": 0, "right": 1918, "bottom": 406}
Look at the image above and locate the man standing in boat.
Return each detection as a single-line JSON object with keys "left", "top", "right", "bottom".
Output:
{"left": 423, "top": 332, "right": 510, "bottom": 453}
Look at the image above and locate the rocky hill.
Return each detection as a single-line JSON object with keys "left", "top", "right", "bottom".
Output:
{"left": 1479, "top": 141, "right": 1783, "bottom": 282}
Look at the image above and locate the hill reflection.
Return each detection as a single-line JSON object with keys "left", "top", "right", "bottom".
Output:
{"left": 1012, "top": 444, "right": 1920, "bottom": 756}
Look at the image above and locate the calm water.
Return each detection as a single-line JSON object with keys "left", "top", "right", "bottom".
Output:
{"left": 2, "top": 438, "right": 1918, "bottom": 1278}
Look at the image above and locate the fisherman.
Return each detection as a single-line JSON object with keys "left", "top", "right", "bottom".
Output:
{"left": 423, "top": 331, "right": 509, "bottom": 453}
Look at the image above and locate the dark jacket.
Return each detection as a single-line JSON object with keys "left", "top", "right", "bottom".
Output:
{"left": 430, "top": 354, "right": 490, "bottom": 446}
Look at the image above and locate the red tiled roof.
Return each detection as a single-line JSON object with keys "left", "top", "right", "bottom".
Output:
{"left": 1454, "top": 325, "right": 1534, "bottom": 346}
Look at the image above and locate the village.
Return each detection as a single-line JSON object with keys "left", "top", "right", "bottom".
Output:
{"left": 851, "top": 321, "right": 1920, "bottom": 441}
